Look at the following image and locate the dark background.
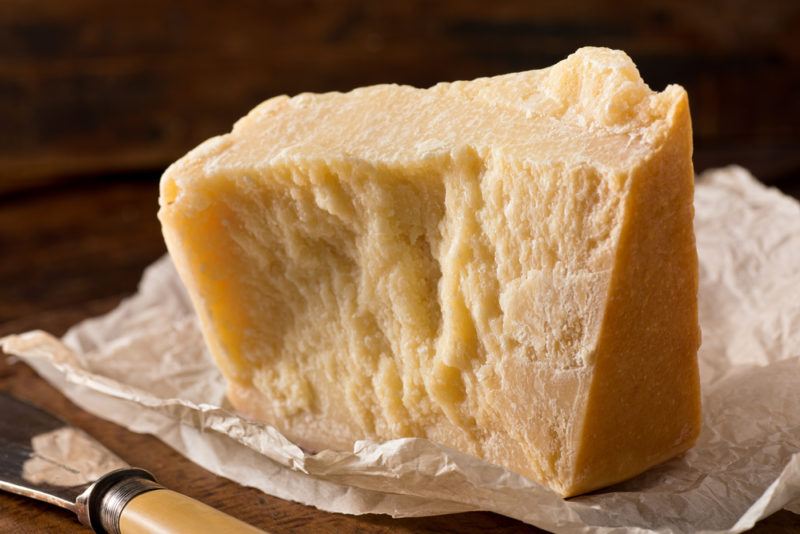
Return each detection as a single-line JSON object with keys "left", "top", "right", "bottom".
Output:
{"left": 2, "top": 0, "right": 799, "bottom": 193}
{"left": 1, "top": 2, "right": 799, "bottom": 532}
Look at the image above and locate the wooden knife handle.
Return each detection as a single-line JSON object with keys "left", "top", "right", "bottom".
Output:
{"left": 78, "top": 468, "right": 267, "bottom": 534}
{"left": 118, "top": 488, "right": 266, "bottom": 534}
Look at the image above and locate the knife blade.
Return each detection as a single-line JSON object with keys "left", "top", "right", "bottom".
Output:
{"left": 0, "top": 392, "right": 266, "bottom": 533}
{"left": 0, "top": 392, "right": 128, "bottom": 510}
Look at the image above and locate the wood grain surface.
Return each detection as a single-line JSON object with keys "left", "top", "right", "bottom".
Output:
{"left": 1, "top": 0, "right": 800, "bottom": 193}
{"left": 1, "top": 177, "right": 799, "bottom": 533}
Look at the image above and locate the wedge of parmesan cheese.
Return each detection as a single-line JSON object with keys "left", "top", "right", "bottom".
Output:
{"left": 159, "top": 47, "right": 701, "bottom": 497}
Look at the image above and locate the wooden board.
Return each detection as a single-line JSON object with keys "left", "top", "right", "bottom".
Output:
{"left": 0, "top": 178, "right": 799, "bottom": 532}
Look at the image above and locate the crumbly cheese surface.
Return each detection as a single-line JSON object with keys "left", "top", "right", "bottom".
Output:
{"left": 159, "top": 47, "right": 701, "bottom": 496}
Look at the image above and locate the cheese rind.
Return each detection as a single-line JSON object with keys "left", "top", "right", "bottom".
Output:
{"left": 159, "top": 47, "right": 701, "bottom": 496}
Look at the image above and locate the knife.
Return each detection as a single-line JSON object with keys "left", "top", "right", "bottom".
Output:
{"left": 0, "top": 392, "right": 266, "bottom": 533}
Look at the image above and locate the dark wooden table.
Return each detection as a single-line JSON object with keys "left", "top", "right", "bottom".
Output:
{"left": 1, "top": 176, "right": 799, "bottom": 533}
{"left": 2, "top": 1, "right": 800, "bottom": 529}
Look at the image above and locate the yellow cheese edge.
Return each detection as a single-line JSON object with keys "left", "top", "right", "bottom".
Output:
{"left": 568, "top": 88, "right": 701, "bottom": 496}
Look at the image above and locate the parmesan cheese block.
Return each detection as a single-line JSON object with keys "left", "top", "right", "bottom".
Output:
{"left": 159, "top": 47, "right": 701, "bottom": 497}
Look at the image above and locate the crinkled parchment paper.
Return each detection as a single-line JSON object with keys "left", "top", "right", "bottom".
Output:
{"left": 3, "top": 166, "right": 799, "bottom": 533}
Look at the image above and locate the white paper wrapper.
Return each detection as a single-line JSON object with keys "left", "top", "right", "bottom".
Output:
{"left": 3, "top": 166, "right": 799, "bottom": 533}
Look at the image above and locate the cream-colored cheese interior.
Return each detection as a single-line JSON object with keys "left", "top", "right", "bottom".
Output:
{"left": 159, "top": 47, "right": 701, "bottom": 496}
